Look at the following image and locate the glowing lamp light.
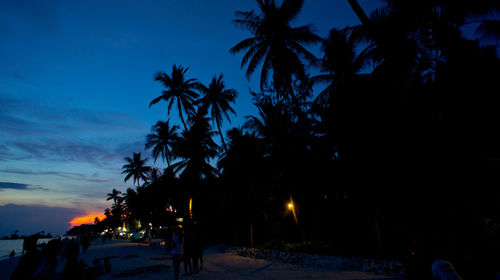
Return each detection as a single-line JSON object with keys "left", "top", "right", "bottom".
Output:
{"left": 288, "top": 203, "right": 294, "bottom": 210}
{"left": 189, "top": 198, "right": 193, "bottom": 218}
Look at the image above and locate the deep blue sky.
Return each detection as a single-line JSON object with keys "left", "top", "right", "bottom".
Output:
{"left": 0, "top": 0, "right": 382, "bottom": 236}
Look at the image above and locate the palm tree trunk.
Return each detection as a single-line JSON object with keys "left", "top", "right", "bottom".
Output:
{"left": 178, "top": 100, "right": 188, "bottom": 131}
{"left": 216, "top": 118, "right": 227, "bottom": 152}
{"left": 375, "top": 212, "right": 383, "bottom": 257}
{"left": 347, "top": 0, "right": 370, "bottom": 26}
{"left": 250, "top": 223, "right": 254, "bottom": 248}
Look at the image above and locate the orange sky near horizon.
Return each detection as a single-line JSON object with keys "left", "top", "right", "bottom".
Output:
{"left": 69, "top": 213, "right": 106, "bottom": 228}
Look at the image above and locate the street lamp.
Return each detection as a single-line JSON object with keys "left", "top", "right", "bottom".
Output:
{"left": 287, "top": 197, "right": 305, "bottom": 238}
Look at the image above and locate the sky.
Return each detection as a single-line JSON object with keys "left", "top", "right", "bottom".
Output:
{"left": 0, "top": 0, "right": 382, "bottom": 236}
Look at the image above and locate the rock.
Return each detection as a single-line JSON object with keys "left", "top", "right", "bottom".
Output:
{"left": 234, "top": 246, "right": 406, "bottom": 279}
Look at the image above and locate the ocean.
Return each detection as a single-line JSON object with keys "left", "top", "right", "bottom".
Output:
{"left": 0, "top": 238, "right": 55, "bottom": 261}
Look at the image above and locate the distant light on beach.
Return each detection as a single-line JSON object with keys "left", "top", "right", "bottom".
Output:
{"left": 70, "top": 213, "right": 106, "bottom": 227}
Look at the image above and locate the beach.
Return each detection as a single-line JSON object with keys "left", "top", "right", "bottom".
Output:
{"left": 0, "top": 240, "right": 396, "bottom": 280}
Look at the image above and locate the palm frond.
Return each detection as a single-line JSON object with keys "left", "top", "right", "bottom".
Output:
{"left": 230, "top": 37, "right": 260, "bottom": 55}
{"left": 149, "top": 95, "right": 163, "bottom": 108}
{"left": 240, "top": 42, "right": 266, "bottom": 69}
{"left": 476, "top": 20, "right": 500, "bottom": 40}
{"left": 233, "top": 10, "right": 262, "bottom": 32}
{"left": 246, "top": 46, "right": 269, "bottom": 80}
{"left": 288, "top": 42, "right": 317, "bottom": 64}
{"left": 310, "top": 74, "right": 334, "bottom": 85}
{"left": 291, "top": 25, "right": 322, "bottom": 45}
{"left": 280, "top": 0, "right": 305, "bottom": 22}
{"left": 260, "top": 53, "right": 273, "bottom": 90}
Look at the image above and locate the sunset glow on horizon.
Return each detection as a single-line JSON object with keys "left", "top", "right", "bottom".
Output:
{"left": 69, "top": 213, "right": 106, "bottom": 228}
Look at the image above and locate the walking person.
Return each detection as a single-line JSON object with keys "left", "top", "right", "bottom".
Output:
{"left": 171, "top": 227, "right": 184, "bottom": 280}
{"left": 81, "top": 235, "right": 91, "bottom": 254}
{"left": 183, "top": 226, "right": 193, "bottom": 276}
{"left": 33, "top": 240, "right": 60, "bottom": 280}
{"left": 192, "top": 223, "right": 203, "bottom": 273}
{"left": 11, "top": 234, "right": 42, "bottom": 280}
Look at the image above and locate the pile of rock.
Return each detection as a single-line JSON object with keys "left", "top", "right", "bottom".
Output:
{"left": 234, "top": 247, "right": 406, "bottom": 278}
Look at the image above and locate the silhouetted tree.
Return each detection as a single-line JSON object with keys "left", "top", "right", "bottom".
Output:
{"left": 230, "top": 0, "right": 320, "bottom": 102}
{"left": 106, "top": 189, "right": 123, "bottom": 205}
{"left": 310, "top": 27, "right": 373, "bottom": 160}
{"left": 150, "top": 65, "right": 199, "bottom": 130}
{"left": 197, "top": 74, "right": 238, "bottom": 152}
{"left": 145, "top": 120, "right": 180, "bottom": 166}
{"left": 172, "top": 108, "right": 219, "bottom": 181}
{"left": 122, "top": 152, "right": 151, "bottom": 187}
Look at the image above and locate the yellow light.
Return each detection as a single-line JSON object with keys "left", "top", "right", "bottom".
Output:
{"left": 189, "top": 198, "right": 193, "bottom": 218}
{"left": 288, "top": 203, "right": 293, "bottom": 210}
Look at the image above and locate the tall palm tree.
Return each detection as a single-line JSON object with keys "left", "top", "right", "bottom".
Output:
{"left": 150, "top": 65, "right": 199, "bottom": 130}
{"left": 347, "top": 0, "right": 370, "bottom": 26}
{"left": 312, "top": 27, "right": 373, "bottom": 103}
{"left": 145, "top": 120, "right": 180, "bottom": 166}
{"left": 122, "top": 152, "right": 151, "bottom": 187}
{"left": 197, "top": 74, "right": 238, "bottom": 152}
{"left": 145, "top": 167, "right": 163, "bottom": 186}
{"left": 106, "top": 188, "right": 123, "bottom": 205}
{"left": 230, "top": 0, "right": 320, "bottom": 101}
{"left": 172, "top": 108, "right": 219, "bottom": 180}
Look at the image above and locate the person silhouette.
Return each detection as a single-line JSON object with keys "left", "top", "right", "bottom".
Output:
{"left": 171, "top": 227, "right": 184, "bottom": 280}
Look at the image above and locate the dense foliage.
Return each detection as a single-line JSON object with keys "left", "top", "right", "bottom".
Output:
{"left": 99, "top": 0, "right": 500, "bottom": 278}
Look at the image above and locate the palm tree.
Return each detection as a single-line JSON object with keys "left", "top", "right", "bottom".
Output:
{"left": 122, "top": 152, "right": 151, "bottom": 187}
{"left": 197, "top": 74, "right": 238, "bottom": 152}
{"left": 380, "top": 0, "right": 500, "bottom": 36}
{"left": 347, "top": 0, "right": 370, "bottom": 26}
{"left": 150, "top": 65, "right": 199, "bottom": 130}
{"left": 145, "top": 120, "right": 180, "bottom": 166}
{"left": 146, "top": 168, "right": 162, "bottom": 183}
{"left": 106, "top": 188, "right": 123, "bottom": 205}
{"left": 312, "top": 27, "right": 373, "bottom": 103}
{"left": 172, "top": 108, "right": 219, "bottom": 180}
{"left": 230, "top": 0, "right": 320, "bottom": 101}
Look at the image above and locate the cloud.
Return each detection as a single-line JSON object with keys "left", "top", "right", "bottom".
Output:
{"left": 1, "top": 137, "right": 147, "bottom": 167}
{"left": 0, "top": 169, "right": 115, "bottom": 184}
{"left": 0, "top": 182, "right": 29, "bottom": 190}
{"left": 0, "top": 182, "right": 48, "bottom": 191}
{"left": 0, "top": 95, "right": 146, "bottom": 137}
{"left": 0, "top": 204, "right": 85, "bottom": 236}
{"left": 0, "top": 94, "right": 148, "bottom": 166}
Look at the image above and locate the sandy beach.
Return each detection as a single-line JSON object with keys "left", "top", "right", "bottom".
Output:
{"left": 0, "top": 240, "right": 396, "bottom": 280}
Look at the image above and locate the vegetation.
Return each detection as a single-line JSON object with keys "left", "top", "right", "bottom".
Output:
{"left": 96, "top": 0, "right": 500, "bottom": 278}
{"left": 1, "top": 230, "right": 53, "bottom": 240}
